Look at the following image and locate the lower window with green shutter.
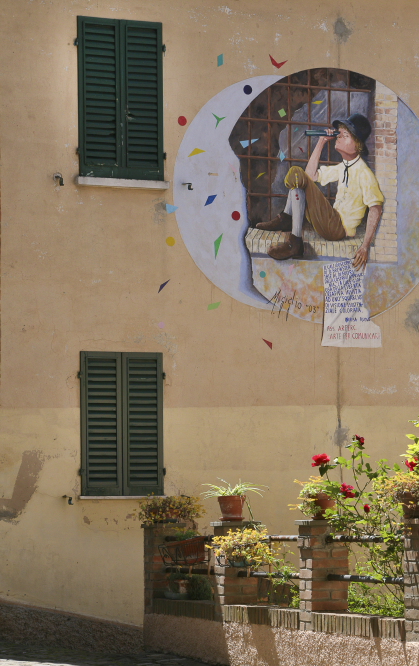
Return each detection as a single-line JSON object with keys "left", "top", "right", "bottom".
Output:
{"left": 80, "top": 351, "right": 164, "bottom": 496}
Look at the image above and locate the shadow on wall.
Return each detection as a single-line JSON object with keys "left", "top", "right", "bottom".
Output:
{"left": 144, "top": 614, "right": 415, "bottom": 666}
{"left": 0, "top": 451, "right": 43, "bottom": 521}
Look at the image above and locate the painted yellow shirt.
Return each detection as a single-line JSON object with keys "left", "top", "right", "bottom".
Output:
{"left": 316, "top": 158, "right": 384, "bottom": 237}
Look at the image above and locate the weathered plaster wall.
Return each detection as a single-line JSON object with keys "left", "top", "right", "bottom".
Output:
{"left": 1, "top": 0, "right": 419, "bottom": 627}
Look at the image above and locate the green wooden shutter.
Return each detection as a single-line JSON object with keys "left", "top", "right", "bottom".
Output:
{"left": 80, "top": 352, "right": 123, "bottom": 495}
{"left": 121, "top": 21, "right": 163, "bottom": 180}
{"left": 122, "top": 352, "right": 163, "bottom": 495}
{"left": 77, "top": 17, "right": 163, "bottom": 181}
{"left": 77, "top": 17, "right": 121, "bottom": 177}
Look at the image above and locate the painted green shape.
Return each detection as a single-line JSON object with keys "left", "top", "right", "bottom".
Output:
{"left": 259, "top": 271, "right": 266, "bottom": 278}
{"left": 256, "top": 172, "right": 265, "bottom": 179}
{"left": 212, "top": 113, "right": 226, "bottom": 128}
{"left": 188, "top": 147, "right": 205, "bottom": 157}
{"left": 214, "top": 234, "right": 223, "bottom": 259}
{"left": 207, "top": 301, "right": 221, "bottom": 310}
{"left": 217, "top": 54, "right": 223, "bottom": 67}
{"left": 278, "top": 108, "right": 286, "bottom": 117}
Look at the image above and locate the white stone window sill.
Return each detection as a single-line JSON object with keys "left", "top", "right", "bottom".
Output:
{"left": 75, "top": 176, "right": 170, "bottom": 190}
{"left": 78, "top": 496, "right": 166, "bottom": 500}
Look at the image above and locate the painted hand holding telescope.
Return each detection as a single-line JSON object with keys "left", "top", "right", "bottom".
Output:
{"left": 305, "top": 129, "right": 339, "bottom": 136}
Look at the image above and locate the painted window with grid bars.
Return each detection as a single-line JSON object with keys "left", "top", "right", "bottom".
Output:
{"left": 229, "top": 68, "right": 376, "bottom": 228}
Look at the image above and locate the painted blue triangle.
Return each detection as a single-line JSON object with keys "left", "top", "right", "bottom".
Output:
{"left": 240, "top": 138, "right": 259, "bottom": 149}
{"left": 166, "top": 204, "right": 178, "bottom": 214}
{"left": 204, "top": 195, "right": 217, "bottom": 206}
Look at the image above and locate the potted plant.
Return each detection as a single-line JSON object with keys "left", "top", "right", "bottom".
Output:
{"left": 201, "top": 478, "right": 267, "bottom": 521}
{"left": 210, "top": 527, "right": 271, "bottom": 569}
{"left": 164, "top": 571, "right": 213, "bottom": 601}
{"left": 375, "top": 470, "right": 419, "bottom": 518}
{"left": 160, "top": 529, "right": 207, "bottom": 566}
{"left": 164, "top": 571, "right": 190, "bottom": 600}
{"left": 137, "top": 495, "right": 206, "bottom": 526}
{"left": 291, "top": 476, "right": 337, "bottom": 519}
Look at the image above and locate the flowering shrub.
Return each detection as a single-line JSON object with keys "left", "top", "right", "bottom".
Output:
{"left": 210, "top": 528, "right": 271, "bottom": 569}
{"left": 137, "top": 495, "right": 206, "bottom": 526}
{"left": 293, "top": 433, "right": 410, "bottom": 604}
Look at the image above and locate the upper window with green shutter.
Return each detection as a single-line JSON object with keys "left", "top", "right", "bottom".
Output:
{"left": 77, "top": 16, "right": 164, "bottom": 181}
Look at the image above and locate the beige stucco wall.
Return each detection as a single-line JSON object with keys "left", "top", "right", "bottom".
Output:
{"left": 2, "top": 0, "right": 419, "bottom": 628}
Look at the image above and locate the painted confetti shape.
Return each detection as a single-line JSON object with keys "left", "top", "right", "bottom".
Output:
{"left": 205, "top": 195, "right": 217, "bottom": 206}
{"left": 269, "top": 55, "right": 288, "bottom": 69}
{"left": 166, "top": 204, "right": 178, "bottom": 214}
{"left": 263, "top": 339, "right": 273, "bottom": 350}
{"left": 227, "top": 162, "right": 237, "bottom": 173}
{"left": 158, "top": 280, "right": 170, "bottom": 293}
{"left": 207, "top": 302, "right": 221, "bottom": 311}
{"left": 298, "top": 147, "right": 304, "bottom": 153}
{"left": 217, "top": 54, "right": 223, "bottom": 67}
{"left": 278, "top": 108, "right": 286, "bottom": 118}
{"left": 188, "top": 147, "right": 205, "bottom": 156}
{"left": 240, "top": 138, "right": 259, "bottom": 149}
{"left": 212, "top": 113, "right": 226, "bottom": 128}
{"left": 313, "top": 100, "right": 323, "bottom": 105}
{"left": 256, "top": 172, "right": 265, "bottom": 179}
{"left": 279, "top": 150, "right": 286, "bottom": 162}
{"left": 214, "top": 234, "right": 223, "bottom": 259}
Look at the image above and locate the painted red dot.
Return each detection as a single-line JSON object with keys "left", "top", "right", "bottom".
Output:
{"left": 232, "top": 211, "right": 241, "bottom": 221}
{"left": 178, "top": 116, "right": 187, "bottom": 126}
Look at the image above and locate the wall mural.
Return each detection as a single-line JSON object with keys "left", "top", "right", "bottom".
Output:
{"left": 173, "top": 68, "right": 419, "bottom": 331}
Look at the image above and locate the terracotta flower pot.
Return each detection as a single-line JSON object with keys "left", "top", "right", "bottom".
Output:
{"left": 400, "top": 491, "right": 419, "bottom": 519}
{"left": 218, "top": 495, "right": 246, "bottom": 521}
{"left": 312, "top": 492, "right": 335, "bottom": 520}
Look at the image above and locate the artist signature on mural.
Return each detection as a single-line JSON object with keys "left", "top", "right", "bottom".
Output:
{"left": 266, "top": 290, "right": 320, "bottom": 320}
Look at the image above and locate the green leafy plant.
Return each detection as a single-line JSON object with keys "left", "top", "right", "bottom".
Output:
{"left": 188, "top": 574, "right": 213, "bottom": 601}
{"left": 167, "top": 570, "right": 189, "bottom": 593}
{"left": 201, "top": 478, "right": 267, "bottom": 522}
{"left": 137, "top": 495, "right": 205, "bottom": 526}
{"left": 289, "top": 476, "right": 338, "bottom": 517}
{"left": 265, "top": 544, "right": 299, "bottom": 606}
{"left": 210, "top": 527, "right": 271, "bottom": 569}
{"left": 292, "top": 433, "right": 406, "bottom": 605}
{"left": 171, "top": 528, "right": 200, "bottom": 541}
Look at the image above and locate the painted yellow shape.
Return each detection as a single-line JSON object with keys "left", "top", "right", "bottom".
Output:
{"left": 188, "top": 148, "right": 205, "bottom": 157}
{"left": 313, "top": 101, "right": 323, "bottom": 105}
{"left": 166, "top": 237, "right": 175, "bottom": 247}
{"left": 256, "top": 172, "right": 266, "bottom": 179}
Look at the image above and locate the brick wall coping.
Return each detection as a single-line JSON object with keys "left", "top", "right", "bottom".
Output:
{"left": 152, "top": 600, "right": 405, "bottom": 641}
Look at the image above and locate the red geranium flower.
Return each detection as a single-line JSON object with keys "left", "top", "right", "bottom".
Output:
{"left": 363, "top": 504, "right": 370, "bottom": 513}
{"left": 405, "top": 458, "right": 418, "bottom": 472}
{"left": 340, "top": 483, "right": 355, "bottom": 499}
{"left": 355, "top": 435, "right": 365, "bottom": 447}
{"left": 311, "top": 453, "right": 330, "bottom": 467}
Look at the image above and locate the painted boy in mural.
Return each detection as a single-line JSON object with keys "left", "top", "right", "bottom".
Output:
{"left": 256, "top": 113, "right": 384, "bottom": 271}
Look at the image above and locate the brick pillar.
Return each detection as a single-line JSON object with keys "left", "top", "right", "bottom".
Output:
{"left": 296, "top": 519, "right": 349, "bottom": 631}
{"left": 372, "top": 81, "right": 398, "bottom": 265}
{"left": 143, "top": 523, "right": 187, "bottom": 615}
{"left": 211, "top": 521, "right": 259, "bottom": 621}
{"left": 404, "top": 519, "right": 419, "bottom": 641}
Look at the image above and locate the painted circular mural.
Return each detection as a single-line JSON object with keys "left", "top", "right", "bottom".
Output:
{"left": 173, "top": 69, "right": 419, "bottom": 323}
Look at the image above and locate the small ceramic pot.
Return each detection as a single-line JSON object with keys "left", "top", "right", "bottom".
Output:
{"left": 218, "top": 495, "right": 246, "bottom": 521}
{"left": 311, "top": 492, "right": 335, "bottom": 520}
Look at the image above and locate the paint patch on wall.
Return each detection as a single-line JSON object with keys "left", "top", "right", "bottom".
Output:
{"left": 0, "top": 451, "right": 43, "bottom": 522}
{"left": 405, "top": 299, "right": 419, "bottom": 333}
{"left": 333, "top": 17, "right": 353, "bottom": 43}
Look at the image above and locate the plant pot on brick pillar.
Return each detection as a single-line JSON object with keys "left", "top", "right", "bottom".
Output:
{"left": 296, "top": 519, "right": 349, "bottom": 631}
{"left": 201, "top": 479, "right": 267, "bottom": 522}
{"left": 210, "top": 521, "right": 259, "bottom": 622}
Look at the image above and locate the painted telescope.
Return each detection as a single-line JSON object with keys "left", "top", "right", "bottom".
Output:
{"left": 305, "top": 129, "right": 339, "bottom": 136}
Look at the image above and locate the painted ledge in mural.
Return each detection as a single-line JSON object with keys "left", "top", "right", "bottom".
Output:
{"left": 173, "top": 68, "right": 417, "bottom": 324}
